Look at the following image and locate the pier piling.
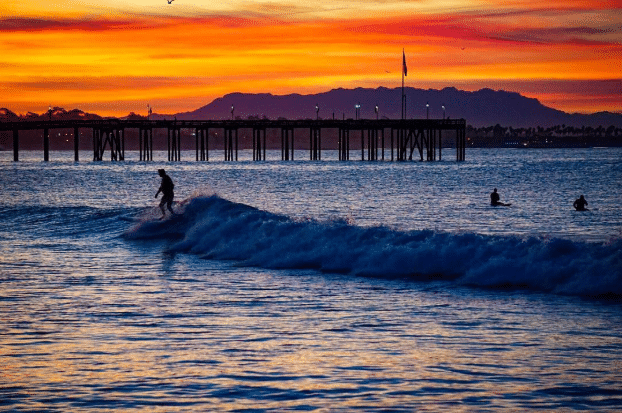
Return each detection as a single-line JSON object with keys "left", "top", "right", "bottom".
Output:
{"left": 139, "top": 128, "right": 153, "bottom": 161}
{"left": 253, "top": 128, "right": 266, "bottom": 161}
{"left": 196, "top": 127, "right": 209, "bottom": 161}
{"left": 43, "top": 128, "right": 49, "bottom": 161}
{"left": 74, "top": 126, "right": 79, "bottom": 162}
{"left": 167, "top": 126, "right": 181, "bottom": 161}
{"left": 13, "top": 129, "right": 18, "bottom": 162}
{"left": 281, "top": 128, "right": 294, "bottom": 160}
{"left": 338, "top": 128, "right": 350, "bottom": 161}
{"left": 224, "top": 128, "right": 238, "bottom": 161}
{"left": 310, "top": 127, "right": 321, "bottom": 160}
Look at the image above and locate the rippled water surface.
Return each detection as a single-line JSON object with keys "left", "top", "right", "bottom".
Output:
{"left": 1, "top": 148, "right": 621, "bottom": 411}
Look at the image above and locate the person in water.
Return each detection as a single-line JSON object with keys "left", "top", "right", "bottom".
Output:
{"left": 490, "top": 188, "right": 502, "bottom": 206}
{"left": 490, "top": 188, "right": 511, "bottom": 206}
{"left": 155, "top": 169, "right": 175, "bottom": 217}
{"left": 573, "top": 195, "right": 588, "bottom": 211}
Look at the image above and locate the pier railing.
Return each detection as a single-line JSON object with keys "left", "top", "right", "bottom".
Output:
{"left": 1, "top": 118, "right": 466, "bottom": 162}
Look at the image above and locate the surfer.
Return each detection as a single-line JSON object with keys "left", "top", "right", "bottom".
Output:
{"left": 573, "top": 195, "right": 588, "bottom": 211}
{"left": 490, "top": 188, "right": 510, "bottom": 206}
{"left": 155, "top": 169, "right": 175, "bottom": 218}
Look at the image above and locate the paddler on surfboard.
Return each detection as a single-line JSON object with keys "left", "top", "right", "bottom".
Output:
{"left": 155, "top": 169, "right": 175, "bottom": 218}
{"left": 490, "top": 188, "right": 511, "bottom": 207}
{"left": 573, "top": 195, "right": 588, "bottom": 211}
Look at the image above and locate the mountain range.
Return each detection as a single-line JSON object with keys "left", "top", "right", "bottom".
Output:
{"left": 166, "top": 87, "right": 621, "bottom": 128}
{"left": 1, "top": 87, "right": 620, "bottom": 128}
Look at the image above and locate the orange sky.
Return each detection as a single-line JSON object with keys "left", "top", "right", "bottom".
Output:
{"left": 0, "top": 0, "right": 620, "bottom": 117}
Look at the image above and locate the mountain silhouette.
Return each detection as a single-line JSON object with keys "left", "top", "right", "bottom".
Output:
{"left": 165, "top": 87, "right": 621, "bottom": 128}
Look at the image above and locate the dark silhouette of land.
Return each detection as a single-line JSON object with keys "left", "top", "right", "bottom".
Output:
{"left": 466, "top": 124, "right": 622, "bottom": 148}
{"left": 168, "top": 87, "right": 622, "bottom": 129}
{"left": 1, "top": 87, "right": 621, "bottom": 150}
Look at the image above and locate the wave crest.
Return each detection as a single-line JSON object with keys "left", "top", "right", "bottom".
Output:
{"left": 123, "top": 196, "right": 622, "bottom": 298}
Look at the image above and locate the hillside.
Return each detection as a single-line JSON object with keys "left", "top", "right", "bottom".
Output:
{"left": 168, "top": 87, "right": 622, "bottom": 128}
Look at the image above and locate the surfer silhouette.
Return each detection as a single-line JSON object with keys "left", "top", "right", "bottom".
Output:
{"left": 155, "top": 169, "right": 175, "bottom": 218}
{"left": 573, "top": 195, "right": 588, "bottom": 211}
{"left": 490, "top": 188, "right": 510, "bottom": 206}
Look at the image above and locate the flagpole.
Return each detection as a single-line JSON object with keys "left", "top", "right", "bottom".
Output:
{"left": 401, "top": 48, "right": 407, "bottom": 120}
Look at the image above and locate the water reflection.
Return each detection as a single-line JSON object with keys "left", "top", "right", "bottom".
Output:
{"left": 1, "top": 149, "right": 621, "bottom": 410}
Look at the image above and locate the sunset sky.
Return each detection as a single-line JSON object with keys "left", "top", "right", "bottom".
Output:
{"left": 1, "top": 0, "right": 620, "bottom": 117}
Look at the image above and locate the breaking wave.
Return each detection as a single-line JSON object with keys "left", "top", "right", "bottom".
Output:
{"left": 123, "top": 196, "right": 622, "bottom": 298}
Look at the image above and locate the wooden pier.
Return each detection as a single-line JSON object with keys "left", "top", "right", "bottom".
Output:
{"left": 1, "top": 118, "right": 466, "bottom": 162}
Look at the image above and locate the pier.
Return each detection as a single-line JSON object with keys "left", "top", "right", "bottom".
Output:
{"left": 2, "top": 118, "right": 466, "bottom": 162}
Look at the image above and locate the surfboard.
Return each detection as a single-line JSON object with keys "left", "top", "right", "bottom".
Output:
{"left": 159, "top": 209, "right": 187, "bottom": 221}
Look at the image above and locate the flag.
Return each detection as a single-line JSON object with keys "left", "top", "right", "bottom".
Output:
{"left": 402, "top": 49, "right": 407, "bottom": 76}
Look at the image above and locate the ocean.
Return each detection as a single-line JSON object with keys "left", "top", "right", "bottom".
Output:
{"left": 1, "top": 148, "right": 621, "bottom": 411}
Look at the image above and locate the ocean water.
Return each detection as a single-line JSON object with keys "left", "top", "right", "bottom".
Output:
{"left": 1, "top": 148, "right": 621, "bottom": 412}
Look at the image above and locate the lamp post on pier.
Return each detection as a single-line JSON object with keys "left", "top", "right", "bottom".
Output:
{"left": 442, "top": 104, "right": 446, "bottom": 120}
{"left": 426, "top": 102, "right": 429, "bottom": 120}
{"left": 375, "top": 105, "right": 379, "bottom": 120}
{"left": 231, "top": 105, "right": 234, "bottom": 120}
{"left": 355, "top": 103, "right": 361, "bottom": 120}
{"left": 316, "top": 104, "right": 319, "bottom": 120}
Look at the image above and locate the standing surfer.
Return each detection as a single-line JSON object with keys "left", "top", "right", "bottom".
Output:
{"left": 155, "top": 169, "right": 175, "bottom": 218}
{"left": 573, "top": 195, "right": 588, "bottom": 211}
